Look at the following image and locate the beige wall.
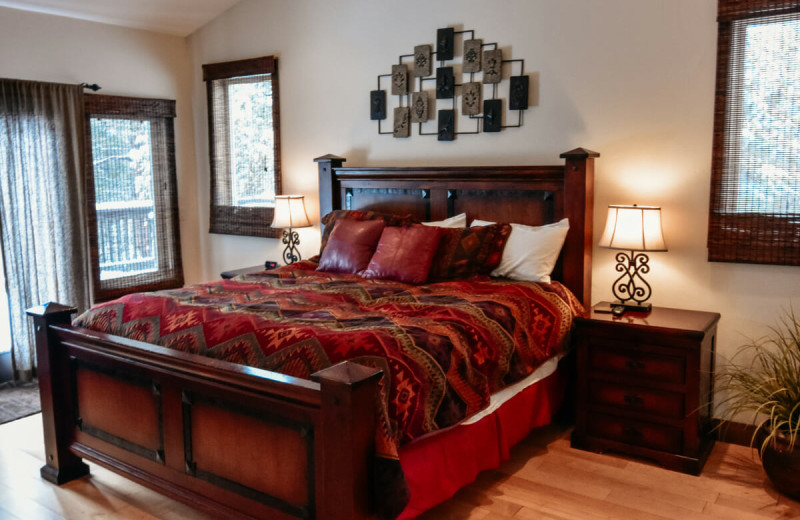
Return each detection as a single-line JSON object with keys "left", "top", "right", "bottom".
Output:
{"left": 0, "top": 6, "right": 202, "bottom": 285}
{"left": 187, "top": 0, "right": 800, "bottom": 380}
{"left": 2, "top": 1, "right": 796, "bottom": 409}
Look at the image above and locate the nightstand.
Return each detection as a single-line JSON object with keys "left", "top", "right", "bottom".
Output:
{"left": 220, "top": 263, "right": 276, "bottom": 280}
{"left": 571, "top": 305, "right": 720, "bottom": 475}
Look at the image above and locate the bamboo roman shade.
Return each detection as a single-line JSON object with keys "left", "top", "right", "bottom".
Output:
{"left": 717, "top": 0, "right": 800, "bottom": 21}
{"left": 708, "top": 0, "right": 800, "bottom": 265}
{"left": 84, "top": 94, "right": 183, "bottom": 301}
{"left": 204, "top": 56, "right": 282, "bottom": 238}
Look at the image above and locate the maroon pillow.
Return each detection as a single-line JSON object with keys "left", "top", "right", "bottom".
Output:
{"left": 362, "top": 225, "right": 442, "bottom": 284}
{"left": 319, "top": 210, "right": 420, "bottom": 255}
{"left": 317, "top": 219, "right": 386, "bottom": 273}
{"left": 429, "top": 223, "right": 512, "bottom": 281}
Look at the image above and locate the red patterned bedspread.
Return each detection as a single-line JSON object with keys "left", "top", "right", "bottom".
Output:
{"left": 74, "top": 260, "right": 583, "bottom": 518}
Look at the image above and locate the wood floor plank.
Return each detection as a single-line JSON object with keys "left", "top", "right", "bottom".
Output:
{"left": 701, "top": 502, "right": 785, "bottom": 520}
{"left": 3, "top": 414, "right": 800, "bottom": 519}
{"left": 544, "top": 447, "right": 720, "bottom": 504}
{"left": 444, "top": 487, "right": 524, "bottom": 517}
{"left": 0, "top": 480, "right": 65, "bottom": 520}
{"left": 715, "top": 491, "right": 780, "bottom": 512}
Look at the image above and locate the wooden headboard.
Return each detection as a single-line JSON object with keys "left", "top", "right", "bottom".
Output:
{"left": 315, "top": 148, "right": 598, "bottom": 308}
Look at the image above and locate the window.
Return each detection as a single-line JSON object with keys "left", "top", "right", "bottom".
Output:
{"left": 85, "top": 95, "right": 184, "bottom": 301}
{"left": 708, "top": 1, "right": 800, "bottom": 265}
{"left": 204, "top": 56, "right": 282, "bottom": 237}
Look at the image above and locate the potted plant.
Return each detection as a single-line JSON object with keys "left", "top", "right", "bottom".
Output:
{"left": 715, "top": 308, "right": 800, "bottom": 500}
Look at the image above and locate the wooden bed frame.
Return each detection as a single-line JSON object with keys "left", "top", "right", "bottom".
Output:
{"left": 27, "top": 148, "right": 597, "bottom": 520}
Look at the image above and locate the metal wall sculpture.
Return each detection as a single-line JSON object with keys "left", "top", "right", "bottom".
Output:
{"left": 370, "top": 26, "right": 530, "bottom": 141}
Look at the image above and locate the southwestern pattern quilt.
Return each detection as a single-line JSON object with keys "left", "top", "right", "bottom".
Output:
{"left": 74, "top": 261, "right": 583, "bottom": 518}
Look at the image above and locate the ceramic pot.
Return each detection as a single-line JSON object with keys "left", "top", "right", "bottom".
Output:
{"left": 761, "top": 435, "right": 800, "bottom": 501}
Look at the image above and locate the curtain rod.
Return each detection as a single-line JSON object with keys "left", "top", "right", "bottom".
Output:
{"left": 80, "top": 83, "right": 101, "bottom": 91}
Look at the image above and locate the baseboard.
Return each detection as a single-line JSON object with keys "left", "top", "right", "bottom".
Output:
{"left": 714, "top": 419, "right": 757, "bottom": 447}
{"left": 0, "top": 351, "right": 12, "bottom": 384}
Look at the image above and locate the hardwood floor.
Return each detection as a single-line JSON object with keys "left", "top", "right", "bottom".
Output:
{"left": 1, "top": 414, "right": 798, "bottom": 519}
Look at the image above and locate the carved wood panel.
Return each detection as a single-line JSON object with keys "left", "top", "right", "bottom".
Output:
{"left": 344, "top": 187, "right": 432, "bottom": 221}
{"left": 72, "top": 359, "right": 164, "bottom": 463}
{"left": 450, "top": 188, "right": 555, "bottom": 225}
{"left": 182, "top": 392, "right": 315, "bottom": 519}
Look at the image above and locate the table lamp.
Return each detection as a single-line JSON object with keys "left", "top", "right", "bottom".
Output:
{"left": 598, "top": 204, "right": 667, "bottom": 313}
{"left": 271, "top": 195, "right": 311, "bottom": 264}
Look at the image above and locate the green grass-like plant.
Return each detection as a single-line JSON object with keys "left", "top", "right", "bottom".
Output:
{"left": 715, "top": 308, "right": 800, "bottom": 456}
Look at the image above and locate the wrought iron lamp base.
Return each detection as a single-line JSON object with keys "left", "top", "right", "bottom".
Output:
{"left": 610, "top": 250, "right": 653, "bottom": 313}
{"left": 611, "top": 299, "right": 652, "bottom": 313}
{"left": 281, "top": 228, "right": 301, "bottom": 265}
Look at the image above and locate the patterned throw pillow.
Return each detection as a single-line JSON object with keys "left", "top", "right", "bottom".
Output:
{"left": 319, "top": 210, "right": 420, "bottom": 255}
{"left": 428, "top": 223, "right": 512, "bottom": 281}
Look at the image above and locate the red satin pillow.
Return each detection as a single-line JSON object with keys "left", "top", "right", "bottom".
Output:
{"left": 362, "top": 225, "right": 442, "bottom": 284}
{"left": 317, "top": 219, "right": 386, "bottom": 273}
{"left": 429, "top": 223, "right": 512, "bottom": 281}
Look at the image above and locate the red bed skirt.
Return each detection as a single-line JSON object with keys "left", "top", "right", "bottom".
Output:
{"left": 397, "top": 363, "right": 567, "bottom": 518}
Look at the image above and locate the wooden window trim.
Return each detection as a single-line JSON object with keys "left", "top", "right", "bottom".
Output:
{"left": 708, "top": 1, "right": 800, "bottom": 265}
{"left": 204, "top": 56, "right": 282, "bottom": 238}
{"left": 85, "top": 94, "right": 184, "bottom": 302}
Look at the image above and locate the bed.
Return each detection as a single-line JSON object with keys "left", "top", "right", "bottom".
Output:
{"left": 27, "top": 148, "right": 597, "bottom": 520}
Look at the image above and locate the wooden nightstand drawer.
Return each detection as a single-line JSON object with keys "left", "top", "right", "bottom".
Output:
{"left": 589, "top": 380, "right": 685, "bottom": 419}
{"left": 589, "top": 346, "right": 685, "bottom": 385}
{"left": 588, "top": 412, "right": 684, "bottom": 454}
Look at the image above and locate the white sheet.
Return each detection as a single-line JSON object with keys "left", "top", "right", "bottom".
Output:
{"left": 461, "top": 352, "right": 564, "bottom": 425}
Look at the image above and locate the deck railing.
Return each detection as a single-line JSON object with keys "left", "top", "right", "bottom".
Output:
{"left": 96, "top": 201, "right": 157, "bottom": 280}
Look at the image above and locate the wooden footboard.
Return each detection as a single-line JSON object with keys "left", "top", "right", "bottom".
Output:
{"left": 27, "top": 302, "right": 381, "bottom": 520}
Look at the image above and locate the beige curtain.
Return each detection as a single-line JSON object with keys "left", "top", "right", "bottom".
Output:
{"left": 0, "top": 78, "right": 90, "bottom": 381}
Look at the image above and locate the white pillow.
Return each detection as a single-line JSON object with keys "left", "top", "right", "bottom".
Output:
{"left": 471, "top": 218, "right": 570, "bottom": 283}
{"left": 422, "top": 213, "right": 467, "bottom": 228}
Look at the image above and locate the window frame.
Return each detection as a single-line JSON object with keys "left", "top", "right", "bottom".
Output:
{"left": 203, "top": 55, "right": 282, "bottom": 238}
{"left": 84, "top": 94, "right": 184, "bottom": 302}
{"left": 708, "top": 1, "right": 800, "bottom": 266}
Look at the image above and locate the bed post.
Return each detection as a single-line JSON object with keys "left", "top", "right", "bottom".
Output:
{"left": 26, "top": 302, "right": 89, "bottom": 484}
{"left": 312, "top": 361, "right": 382, "bottom": 520}
{"left": 560, "top": 148, "right": 599, "bottom": 310}
{"left": 315, "top": 154, "right": 346, "bottom": 221}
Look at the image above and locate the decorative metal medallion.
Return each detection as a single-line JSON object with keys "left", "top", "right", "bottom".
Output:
{"left": 371, "top": 25, "right": 531, "bottom": 139}
{"left": 391, "top": 64, "right": 408, "bottom": 95}
{"left": 438, "top": 109, "right": 455, "bottom": 141}
{"left": 436, "top": 67, "right": 455, "bottom": 99}
{"left": 483, "top": 99, "right": 502, "bottom": 132}
{"left": 411, "top": 92, "right": 429, "bottom": 122}
{"left": 370, "top": 90, "right": 386, "bottom": 120}
{"left": 462, "top": 82, "right": 482, "bottom": 115}
{"left": 393, "top": 107, "right": 410, "bottom": 137}
{"left": 482, "top": 49, "right": 502, "bottom": 84}
{"left": 414, "top": 45, "right": 432, "bottom": 77}
{"left": 463, "top": 39, "right": 482, "bottom": 73}
{"left": 509, "top": 76, "right": 529, "bottom": 110}
{"left": 436, "top": 28, "right": 455, "bottom": 61}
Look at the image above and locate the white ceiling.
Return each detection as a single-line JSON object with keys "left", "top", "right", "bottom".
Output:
{"left": 0, "top": 0, "right": 241, "bottom": 36}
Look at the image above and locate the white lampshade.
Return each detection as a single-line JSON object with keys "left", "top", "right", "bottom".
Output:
{"left": 271, "top": 195, "right": 311, "bottom": 229}
{"left": 598, "top": 205, "right": 667, "bottom": 252}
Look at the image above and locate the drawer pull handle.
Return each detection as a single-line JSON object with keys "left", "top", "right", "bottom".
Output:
{"left": 625, "top": 359, "right": 646, "bottom": 371}
{"left": 624, "top": 394, "right": 644, "bottom": 406}
{"left": 622, "top": 426, "right": 643, "bottom": 439}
